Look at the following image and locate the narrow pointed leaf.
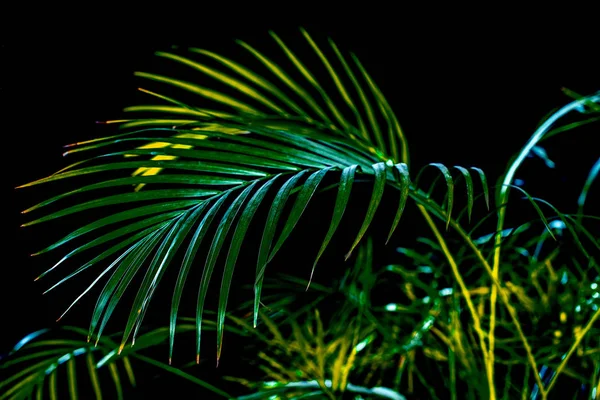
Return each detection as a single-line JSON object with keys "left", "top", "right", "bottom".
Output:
{"left": 250, "top": 127, "right": 368, "bottom": 169}
{"left": 67, "top": 357, "right": 78, "bottom": 400}
{"left": 578, "top": 157, "right": 600, "bottom": 212}
{"left": 23, "top": 190, "right": 217, "bottom": 226}
{"left": 123, "top": 104, "right": 216, "bottom": 118}
{"left": 122, "top": 195, "right": 230, "bottom": 351}
{"left": 254, "top": 170, "right": 310, "bottom": 327}
{"left": 125, "top": 205, "right": 218, "bottom": 350}
{"left": 44, "top": 223, "right": 170, "bottom": 295}
{"left": 351, "top": 53, "right": 409, "bottom": 164}
{"left": 268, "top": 167, "right": 332, "bottom": 262}
{"left": 311, "top": 165, "right": 359, "bottom": 283}
{"left": 453, "top": 166, "right": 474, "bottom": 222}
{"left": 470, "top": 167, "right": 489, "bottom": 210}
{"left": 416, "top": 163, "right": 454, "bottom": 228}
{"left": 66, "top": 135, "right": 325, "bottom": 169}
{"left": 170, "top": 194, "right": 230, "bottom": 363}
{"left": 156, "top": 51, "right": 286, "bottom": 115}
{"left": 345, "top": 162, "right": 386, "bottom": 259}
{"left": 86, "top": 352, "right": 103, "bottom": 400}
{"left": 237, "top": 40, "right": 333, "bottom": 124}
{"left": 386, "top": 163, "right": 411, "bottom": 244}
{"left": 270, "top": 31, "right": 350, "bottom": 131}
{"left": 57, "top": 235, "right": 157, "bottom": 324}
{"left": 90, "top": 227, "right": 169, "bottom": 342}
{"left": 135, "top": 72, "right": 261, "bottom": 115}
{"left": 329, "top": 39, "right": 385, "bottom": 147}
{"left": 18, "top": 160, "right": 266, "bottom": 189}
{"left": 49, "top": 370, "right": 58, "bottom": 400}
{"left": 34, "top": 203, "right": 192, "bottom": 257}
{"left": 216, "top": 176, "right": 280, "bottom": 361}
{"left": 188, "top": 47, "right": 308, "bottom": 116}
{"left": 80, "top": 147, "right": 300, "bottom": 172}
{"left": 107, "top": 363, "right": 123, "bottom": 400}
{"left": 195, "top": 183, "right": 257, "bottom": 363}
{"left": 302, "top": 29, "right": 365, "bottom": 133}
{"left": 505, "top": 184, "right": 556, "bottom": 241}
{"left": 25, "top": 175, "right": 240, "bottom": 214}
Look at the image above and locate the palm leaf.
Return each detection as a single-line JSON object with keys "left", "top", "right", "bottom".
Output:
{"left": 0, "top": 328, "right": 134, "bottom": 400}
{"left": 0, "top": 326, "right": 230, "bottom": 400}
{"left": 18, "top": 30, "right": 490, "bottom": 360}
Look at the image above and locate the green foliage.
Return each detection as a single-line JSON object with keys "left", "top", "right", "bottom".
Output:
{"left": 16, "top": 30, "right": 487, "bottom": 360}
{"left": 7, "top": 29, "right": 600, "bottom": 399}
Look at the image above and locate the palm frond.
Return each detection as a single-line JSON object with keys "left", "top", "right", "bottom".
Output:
{"left": 0, "top": 325, "right": 231, "bottom": 400}
{"left": 0, "top": 327, "right": 135, "bottom": 400}
{"left": 19, "top": 31, "right": 490, "bottom": 362}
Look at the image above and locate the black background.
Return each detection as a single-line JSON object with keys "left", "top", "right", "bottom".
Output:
{"left": 3, "top": 9, "right": 599, "bottom": 394}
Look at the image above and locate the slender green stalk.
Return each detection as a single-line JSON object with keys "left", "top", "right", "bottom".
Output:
{"left": 410, "top": 191, "right": 545, "bottom": 396}
{"left": 417, "top": 204, "right": 493, "bottom": 398}
{"left": 521, "top": 366, "right": 529, "bottom": 400}
{"left": 490, "top": 93, "right": 600, "bottom": 388}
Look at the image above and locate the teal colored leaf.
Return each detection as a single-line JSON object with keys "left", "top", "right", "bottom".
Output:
{"left": 34, "top": 202, "right": 194, "bottom": 257}
{"left": 43, "top": 222, "right": 171, "bottom": 295}
{"left": 122, "top": 198, "right": 225, "bottom": 351}
{"left": 170, "top": 194, "right": 230, "bottom": 363}
{"left": 216, "top": 176, "right": 280, "bottom": 361}
{"left": 578, "top": 157, "right": 600, "bottom": 213}
{"left": 254, "top": 170, "right": 310, "bottom": 327}
{"left": 311, "top": 165, "right": 359, "bottom": 285}
{"left": 416, "top": 163, "right": 454, "bottom": 228}
{"left": 90, "top": 226, "right": 170, "bottom": 342}
{"left": 23, "top": 175, "right": 241, "bottom": 214}
{"left": 268, "top": 167, "right": 333, "bottom": 263}
{"left": 23, "top": 189, "right": 217, "bottom": 226}
{"left": 195, "top": 183, "right": 257, "bottom": 364}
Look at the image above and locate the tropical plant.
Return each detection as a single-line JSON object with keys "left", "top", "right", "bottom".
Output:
{"left": 4, "top": 29, "right": 599, "bottom": 399}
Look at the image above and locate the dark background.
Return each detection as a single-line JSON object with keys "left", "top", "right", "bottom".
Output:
{"left": 3, "top": 10, "right": 599, "bottom": 395}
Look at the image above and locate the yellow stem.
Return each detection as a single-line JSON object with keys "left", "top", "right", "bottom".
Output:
{"left": 417, "top": 204, "right": 494, "bottom": 399}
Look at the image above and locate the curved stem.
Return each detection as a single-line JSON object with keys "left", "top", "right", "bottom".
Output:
{"left": 417, "top": 204, "right": 494, "bottom": 399}
{"left": 412, "top": 193, "right": 545, "bottom": 396}
{"left": 490, "top": 92, "right": 600, "bottom": 388}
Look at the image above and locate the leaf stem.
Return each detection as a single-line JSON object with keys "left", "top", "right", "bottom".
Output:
{"left": 417, "top": 204, "right": 494, "bottom": 398}
{"left": 490, "top": 92, "right": 600, "bottom": 391}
